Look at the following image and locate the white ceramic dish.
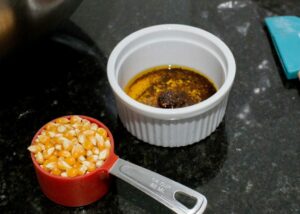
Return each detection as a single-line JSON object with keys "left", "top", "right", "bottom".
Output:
{"left": 107, "top": 24, "right": 236, "bottom": 147}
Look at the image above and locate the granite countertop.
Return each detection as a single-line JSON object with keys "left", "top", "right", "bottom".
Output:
{"left": 0, "top": 0, "right": 299, "bottom": 213}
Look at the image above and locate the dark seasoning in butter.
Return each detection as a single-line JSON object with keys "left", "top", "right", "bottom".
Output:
{"left": 125, "top": 65, "right": 217, "bottom": 108}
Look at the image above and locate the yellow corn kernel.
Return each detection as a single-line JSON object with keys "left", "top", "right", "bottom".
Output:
{"left": 47, "top": 155, "right": 57, "bottom": 162}
{"left": 64, "top": 130, "right": 76, "bottom": 140}
{"left": 46, "top": 147, "right": 55, "bottom": 157}
{"left": 64, "top": 123, "right": 73, "bottom": 129}
{"left": 58, "top": 137, "right": 72, "bottom": 151}
{"left": 44, "top": 162, "right": 56, "bottom": 170}
{"left": 73, "top": 161, "right": 81, "bottom": 169}
{"left": 65, "top": 156, "right": 76, "bottom": 166}
{"left": 88, "top": 163, "right": 96, "bottom": 172}
{"left": 76, "top": 123, "right": 83, "bottom": 129}
{"left": 83, "top": 141, "right": 93, "bottom": 150}
{"left": 42, "top": 148, "right": 53, "bottom": 159}
{"left": 97, "top": 142, "right": 105, "bottom": 150}
{"left": 86, "top": 150, "right": 93, "bottom": 157}
{"left": 55, "top": 133, "right": 63, "bottom": 138}
{"left": 104, "top": 140, "right": 111, "bottom": 148}
{"left": 95, "top": 133, "right": 104, "bottom": 144}
{"left": 67, "top": 168, "right": 79, "bottom": 177}
{"left": 41, "top": 165, "right": 50, "bottom": 172}
{"left": 83, "top": 161, "right": 96, "bottom": 172}
{"left": 81, "top": 126, "right": 90, "bottom": 132}
{"left": 70, "top": 115, "right": 81, "bottom": 124}
{"left": 45, "top": 122, "right": 57, "bottom": 131}
{"left": 72, "top": 122, "right": 81, "bottom": 129}
{"left": 90, "top": 123, "right": 98, "bottom": 131}
{"left": 78, "top": 155, "right": 86, "bottom": 162}
{"left": 44, "top": 140, "right": 54, "bottom": 149}
{"left": 39, "top": 143, "right": 46, "bottom": 151}
{"left": 88, "top": 135, "right": 97, "bottom": 146}
{"left": 92, "top": 147, "right": 100, "bottom": 155}
{"left": 82, "top": 118, "right": 90, "bottom": 124}
{"left": 98, "top": 149, "right": 109, "bottom": 160}
{"left": 38, "top": 135, "right": 51, "bottom": 144}
{"left": 28, "top": 145, "right": 40, "bottom": 153}
{"left": 61, "top": 172, "right": 68, "bottom": 177}
{"left": 57, "top": 125, "right": 66, "bottom": 133}
{"left": 96, "top": 160, "right": 104, "bottom": 168}
{"left": 42, "top": 159, "right": 52, "bottom": 166}
{"left": 97, "top": 128, "right": 107, "bottom": 138}
{"left": 87, "top": 155, "right": 98, "bottom": 163}
{"left": 82, "top": 119, "right": 91, "bottom": 129}
{"left": 96, "top": 136, "right": 105, "bottom": 150}
{"left": 71, "top": 144, "right": 85, "bottom": 159}
{"left": 51, "top": 168, "right": 61, "bottom": 176}
{"left": 86, "top": 156, "right": 93, "bottom": 162}
{"left": 50, "top": 137, "right": 60, "bottom": 145}
{"left": 57, "top": 158, "right": 72, "bottom": 170}
{"left": 35, "top": 152, "right": 44, "bottom": 164}
{"left": 71, "top": 137, "right": 79, "bottom": 144}
{"left": 78, "top": 134, "right": 85, "bottom": 144}
{"left": 47, "top": 131, "right": 56, "bottom": 138}
{"left": 53, "top": 150, "right": 59, "bottom": 157}
{"left": 55, "top": 144, "right": 62, "bottom": 151}
{"left": 78, "top": 165, "right": 88, "bottom": 175}
{"left": 83, "top": 130, "right": 94, "bottom": 136}
{"left": 71, "top": 151, "right": 80, "bottom": 160}
{"left": 58, "top": 150, "right": 71, "bottom": 158}
{"left": 55, "top": 117, "right": 69, "bottom": 124}
{"left": 72, "top": 153, "right": 81, "bottom": 160}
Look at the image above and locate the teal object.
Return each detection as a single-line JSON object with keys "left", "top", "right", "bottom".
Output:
{"left": 265, "top": 16, "right": 300, "bottom": 80}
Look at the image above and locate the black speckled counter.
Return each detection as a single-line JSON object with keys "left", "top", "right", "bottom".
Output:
{"left": 0, "top": 0, "right": 299, "bottom": 213}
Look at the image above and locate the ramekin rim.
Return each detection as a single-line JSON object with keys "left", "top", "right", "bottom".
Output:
{"left": 107, "top": 24, "right": 236, "bottom": 120}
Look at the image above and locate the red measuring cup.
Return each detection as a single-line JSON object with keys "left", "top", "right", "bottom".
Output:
{"left": 30, "top": 116, "right": 207, "bottom": 213}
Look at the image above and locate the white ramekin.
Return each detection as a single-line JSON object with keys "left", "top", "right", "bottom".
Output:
{"left": 107, "top": 24, "right": 236, "bottom": 147}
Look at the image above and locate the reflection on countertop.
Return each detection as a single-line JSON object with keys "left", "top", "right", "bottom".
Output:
{"left": 0, "top": 0, "right": 299, "bottom": 213}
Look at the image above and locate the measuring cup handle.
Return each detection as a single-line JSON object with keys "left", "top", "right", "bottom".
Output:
{"left": 109, "top": 158, "right": 207, "bottom": 214}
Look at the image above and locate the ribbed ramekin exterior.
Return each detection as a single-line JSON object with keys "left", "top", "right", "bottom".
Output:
{"left": 116, "top": 94, "right": 229, "bottom": 147}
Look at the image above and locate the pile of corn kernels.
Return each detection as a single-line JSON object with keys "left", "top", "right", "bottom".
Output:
{"left": 28, "top": 116, "right": 111, "bottom": 178}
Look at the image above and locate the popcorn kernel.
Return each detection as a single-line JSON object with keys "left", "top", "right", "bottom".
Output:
{"left": 28, "top": 116, "right": 111, "bottom": 178}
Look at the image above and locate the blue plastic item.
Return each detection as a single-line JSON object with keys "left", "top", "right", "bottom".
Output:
{"left": 265, "top": 16, "right": 300, "bottom": 80}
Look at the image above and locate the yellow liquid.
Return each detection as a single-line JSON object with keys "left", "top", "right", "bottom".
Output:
{"left": 125, "top": 65, "right": 217, "bottom": 108}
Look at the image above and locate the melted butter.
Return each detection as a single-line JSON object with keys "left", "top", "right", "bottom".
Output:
{"left": 124, "top": 65, "right": 217, "bottom": 108}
